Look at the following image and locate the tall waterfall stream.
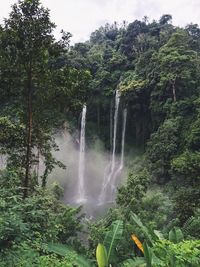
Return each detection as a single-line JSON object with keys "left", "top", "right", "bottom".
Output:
{"left": 76, "top": 105, "right": 87, "bottom": 203}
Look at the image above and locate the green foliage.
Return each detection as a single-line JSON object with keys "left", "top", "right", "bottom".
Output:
{"left": 88, "top": 219, "right": 108, "bottom": 253}
{"left": 22, "top": 189, "right": 82, "bottom": 243}
{"left": 122, "top": 258, "right": 146, "bottom": 267}
{"left": 154, "top": 239, "right": 200, "bottom": 266}
{"left": 171, "top": 150, "right": 200, "bottom": 184}
{"left": 103, "top": 220, "right": 123, "bottom": 263}
{"left": 131, "top": 213, "right": 155, "bottom": 245}
{"left": 0, "top": 117, "right": 24, "bottom": 155}
{"left": 0, "top": 0, "right": 91, "bottom": 194}
{"left": 96, "top": 243, "right": 108, "bottom": 267}
{"left": 94, "top": 220, "right": 124, "bottom": 266}
{"left": 182, "top": 211, "right": 200, "bottom": 238}
{"left": 0, "top": 170, "right": 28, "bottom": 247}
{"left": 143, "top": 242, "right": 153, "bottom": 267}
{"left": 129, "top": 214, "right": 200, "bottom": 267}
{"left": 38, "top": 255, "right": 76, "bottom": 267}
{"left": 0, "top": 241, "right": 83, "bottom": 267}
{"left": 146, "top": 118, "right": 180, "bottom": 183}
{"left": 139, "top": 191, "right": 173, "bottom": 230}
{"left": 117, "top": 169, "right": 150, "bottom": 211}
{"left": 187, "top": 116, "right": 200, "bottom": 150}
{"left": 171, "top": 150, "right": 200, "bottom": 224}
{"left": 151, "top": 29, "right": 198, "bottom": 106}
{"left": 46, "top": 243, "right": 93, "bottom": 267}
{"left": 168, "top": 227, "right": 184, "bottom": 243}
{"left": 119, "top": 71, "right": 147, "bottom": 93}
{"left": 0, "top": 169, "right": 82, "bottom": 250}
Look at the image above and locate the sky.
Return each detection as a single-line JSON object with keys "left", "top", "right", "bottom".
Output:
{"left": 0, "top": 0, "right": 200, "bottom": 44}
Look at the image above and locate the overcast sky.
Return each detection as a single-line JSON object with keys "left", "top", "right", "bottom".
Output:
{"left": 1, "top": 0, "right": 200, "bottom": 43}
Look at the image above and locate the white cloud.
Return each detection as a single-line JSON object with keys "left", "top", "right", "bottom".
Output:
{"left": 0, "top": 0, "right": 200, "bottom": 43}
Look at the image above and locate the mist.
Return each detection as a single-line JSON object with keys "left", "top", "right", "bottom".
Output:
{"left": 48, "top": 130, "right": 127, "bottom": 217}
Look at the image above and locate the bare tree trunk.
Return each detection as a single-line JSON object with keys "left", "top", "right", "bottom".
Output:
{"left": 36, "top": 148, "right": 40, "bottom": 183}
{"left": 42, "top": 167, "right": 48, "bottom": 188}
{"left": 171, "top": 75, "right": 177, "bottom": 102}
{"left": 23, "top": 64, "right": 33, "bottom": 199}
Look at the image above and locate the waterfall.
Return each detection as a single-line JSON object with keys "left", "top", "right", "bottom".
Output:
{"left": 120, "top": 108, "right": 127, "bottom": 169}
{"left": 76, "top": 104, "right": 87, "bottom": 203}
{"left": 111, "top": 89, "right": 121, "bottom": 172}
{"left": 110, "top": 108, "right": 127, "bottom": 199}
{"left": 110, "top": 100, "right": 113, "bottom": 152}
{"left": 98, "top": 89, "right": 121, "bottom": 204}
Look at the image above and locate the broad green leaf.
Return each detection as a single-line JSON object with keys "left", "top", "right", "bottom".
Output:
{"left": 103, "top": 220, "right": 123, "bottom": 263}
{"left": 169, "top": 227, "right": 184, "bottom": 243}
{"left": 46, "top": 243, "right": 93, "bottom": 267}
{"left": 96, "top": 243, "right": 108, "bottom": 267}
{"left": 143, "top": 242, "right": 152, "bottom": 267}
{"left": 131, "top": 213, "right": 154, "bottom": 244}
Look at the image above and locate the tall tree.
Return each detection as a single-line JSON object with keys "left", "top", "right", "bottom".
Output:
{"left": 0, "top": 0, "right": 90, "bottom": 197}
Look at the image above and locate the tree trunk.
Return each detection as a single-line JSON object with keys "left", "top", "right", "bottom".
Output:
{"left": 42, "top": 168, "right": 48, "bottom": 188}
{"left": 23, "top": 64, "right": 33, "bottom": 199}
{"left": 171, "top": 75, "right": 177, "bottom": 102}
{"left": 36, "top": 148, "right": 40, "bottom": 184}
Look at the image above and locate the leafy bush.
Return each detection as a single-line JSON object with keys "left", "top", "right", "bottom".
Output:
{"left": 0, "top": 170, "right": 84, "bottom": 265}
{"left": 154, "top": 239, "right": 200, "bottom": 267}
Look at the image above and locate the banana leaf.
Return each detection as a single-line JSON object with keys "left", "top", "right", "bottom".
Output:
{"left": 103, "top": 220, "right": 123, "bottom": 263}
{"left": 169, "top": 227, "right": 184, "bottom": 243}
{"left": 46, "top": 243, "right": 94, "bottom": 267}
{"left": 96, "top": 243, "right": 108, "bottom": 267}
{"left": 143, "top": 242, "right": 152, "bottom": 267}
{"left": 131, "top": 213, "right": 159, "bottom": 244}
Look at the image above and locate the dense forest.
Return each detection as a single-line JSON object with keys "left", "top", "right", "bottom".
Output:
{"left": 0, "top": 0, "right": 200, "bottom": 266}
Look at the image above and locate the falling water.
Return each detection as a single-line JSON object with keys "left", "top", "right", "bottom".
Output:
{"left": 76, "top": 105, "right": 87, "bottom": 203}
{"left": 98, "top": 89, "right": 121, "bottom": 204}
{"left": 110, "top": 108, "right": 127, "bottom": 200}
{"left": 111, "top": 89, "right": 121, "bottom": 171}
{"left": 110, "top": 100, "right": 113, "bottom": 152}
{"left": 120, "top": 108, "right": 127, "bottom": 169}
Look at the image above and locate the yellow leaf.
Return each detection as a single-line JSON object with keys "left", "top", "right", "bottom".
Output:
{"left": 131, "top": 234, "right": 144, "bottom": 253}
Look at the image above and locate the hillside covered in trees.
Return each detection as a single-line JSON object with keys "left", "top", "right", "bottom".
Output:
{"left": 0, "top": 0, "right": 200, "bottom": 266}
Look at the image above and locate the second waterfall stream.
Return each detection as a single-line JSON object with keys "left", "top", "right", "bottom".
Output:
{"left": 98, "top": 89, "right": 127, "bottom": 205}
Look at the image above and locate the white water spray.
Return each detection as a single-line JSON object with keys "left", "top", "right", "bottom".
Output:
{"left": 76, "top": 105, "right": 87, "bottom": 203}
